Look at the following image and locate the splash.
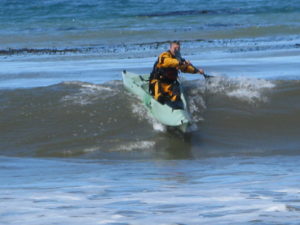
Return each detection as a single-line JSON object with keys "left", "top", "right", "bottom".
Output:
{"left": 114, "top": 141, "right": 156, "bottom": 152}
{"left": 205, "top": 76, "right": 275, "bottom": 103}
{"left": 61, "top": 82, "right": 118, "bottom": 105}
{"left": 130, "top": 100, "right": 166, "bottom": 132}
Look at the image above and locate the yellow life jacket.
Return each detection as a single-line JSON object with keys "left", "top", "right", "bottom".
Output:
{"left": 150, "top": 50, "right": 198, "bottom": 82}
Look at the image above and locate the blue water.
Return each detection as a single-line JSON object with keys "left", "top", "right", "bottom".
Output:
{"left": 1, "top": 0, "right": 300, "bottom": 224}
{"left": 1, "top": 156, "right": 300, "bottom": 225}
{"left": 1, "top": 0, "right": 300, "bottom": 48}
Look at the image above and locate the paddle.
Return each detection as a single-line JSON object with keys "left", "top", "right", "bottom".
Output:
{"left": 188, "top": 63, "right": 215, "bottom": 80}
{"left": 202, "top": 73, "right": 215, "bottom": 79}
{"left": 175, "top": 51, "right": 215, "bottom": 80}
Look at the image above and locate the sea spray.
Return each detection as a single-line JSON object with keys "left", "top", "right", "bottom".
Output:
{"left": 203, "top": 76, "right": 275, "bottom": 104}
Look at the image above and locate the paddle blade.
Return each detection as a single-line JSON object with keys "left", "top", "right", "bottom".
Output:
{"left": 203, "top": 73, "right": 215, "bottom": 79}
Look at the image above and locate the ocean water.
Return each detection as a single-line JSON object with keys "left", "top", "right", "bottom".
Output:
{"left": 1, "top": 0, "right": 300, "bottom": 224}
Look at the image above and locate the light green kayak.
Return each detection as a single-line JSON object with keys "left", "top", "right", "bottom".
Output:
{"left": 122, "top": 70, "right": 192, "bottom": 132}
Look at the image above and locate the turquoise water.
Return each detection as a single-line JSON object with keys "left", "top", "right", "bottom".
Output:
{"left": 1, "top": 0, "right": 300, "bottom": 224}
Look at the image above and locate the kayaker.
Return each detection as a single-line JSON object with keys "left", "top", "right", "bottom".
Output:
{"left": 149, "top": 41, "right": 205, "bottom": 107}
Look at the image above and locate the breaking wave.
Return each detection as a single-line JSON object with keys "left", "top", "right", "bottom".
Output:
{"left": 1, "top": 77, "right": 300, "bottom": 159}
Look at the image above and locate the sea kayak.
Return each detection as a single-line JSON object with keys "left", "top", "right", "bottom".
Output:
{"left": 122, "top": 70, "right": 192, "bottom": 132}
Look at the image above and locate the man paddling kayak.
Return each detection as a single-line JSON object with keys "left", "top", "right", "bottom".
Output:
{"left": 149, "top": 41, "right": 205, "bottom": 106}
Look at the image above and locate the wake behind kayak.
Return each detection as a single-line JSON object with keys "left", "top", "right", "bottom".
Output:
{"left": 122, "top": 70, "right": 192, "bottom": 132}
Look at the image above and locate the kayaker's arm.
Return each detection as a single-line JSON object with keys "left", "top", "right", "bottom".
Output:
{"left": 158, "top": 52, "right": 180, "bottom": 68}
{"left": 158, "top": 51, "right": 206, "bottom": 76}
{"left": 180, "top": 61, "right": 205, "bottom": 75}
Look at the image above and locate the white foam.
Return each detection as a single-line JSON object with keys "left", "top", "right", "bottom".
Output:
{"left": 115, "top": 141, "right": 155, "bottom": 152}
{"left": 188, "top": 94, "right": 206, "bottom": 122}
{"left": 98, "top": 220, "right": 118, "bottom": 224}
{"left": 111, "top": 214, "right": 125, "bottom": 219}
{"left": 207, "top": 76, "right": 275, "bottom": 103}
{"left": 152, "top": 122, "right": 166, "bottom": 132}
{"left": 276, "top": 188, "right": 300, "bottom": 194}
{"left": 131, "top": 101, "right": 166, "bottom": 132}
{"left": 131, "top": 101, "right": 148, "bottom": 121}
{"left": 83, "top": 147, "right": 99, "bottom": 153}
{"left": 31, "top": 194, "right": 82, "bottom": 201}
{"left": 265, "top": 204, "right": 287, "bottom": 212}
{"left": 61, "top": 83, "right": 118, "bottom": 105}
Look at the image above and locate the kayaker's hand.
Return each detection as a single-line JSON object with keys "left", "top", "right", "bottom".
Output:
{"left": 198, "top": 69, "right": 204, "bottom": 74}
{"left": 184, "top": 60, "right": 191, "bottom": 66}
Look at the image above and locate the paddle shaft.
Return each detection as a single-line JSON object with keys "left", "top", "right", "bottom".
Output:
{"left": 189, "top": 63, "right": 214, "bottom": 79}
{"left": 175, "top": 53, "right": 214, "bottom": 79}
